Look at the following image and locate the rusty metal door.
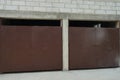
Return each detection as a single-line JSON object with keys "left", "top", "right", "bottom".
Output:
{"left": 0, "top": 26, "right": 62, "bottom": 73}
{"left": 69, "top": 27, "right": 119, "bottom": 70}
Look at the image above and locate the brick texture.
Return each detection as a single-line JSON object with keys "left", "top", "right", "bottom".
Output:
{"left": 0, "top": 0, "right": 120, "bottom": 15}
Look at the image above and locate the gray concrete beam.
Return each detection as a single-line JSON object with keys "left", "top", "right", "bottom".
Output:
{"left": 0, "top": 10, "right": 119, "bottom": 21}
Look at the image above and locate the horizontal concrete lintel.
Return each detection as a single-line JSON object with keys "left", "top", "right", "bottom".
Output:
{"left": 0, "top": 10, "right": 119, "bottom": 21}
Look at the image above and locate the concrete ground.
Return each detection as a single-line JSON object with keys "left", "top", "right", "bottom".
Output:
{"left": 0, "top": 68, "right": 120, "bottom": 80}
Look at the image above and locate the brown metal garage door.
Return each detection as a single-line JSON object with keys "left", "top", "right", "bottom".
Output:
{"left": 69, "top": 27, "right": 119, "bottom": 70}
{"left": 0, "top": 26, "right": 62, "bottom": 73}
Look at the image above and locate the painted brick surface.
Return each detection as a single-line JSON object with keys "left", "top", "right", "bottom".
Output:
{"left": 0, "top": 0, "right": 120, "bottom": 15}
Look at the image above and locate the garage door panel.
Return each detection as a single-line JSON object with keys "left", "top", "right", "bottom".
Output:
{"left": 0, "top": 26, "right": 62, "bottom": 72}
{"left": 1, "top": 26, "right": 33, "bottom": 72}
{"left": 69, "top": 27, "right": 98, "bottom": 69}
{"left": 69, "top": 27, "right": 119, "bottom": 69}
{"left": 95, "top": 28, "right": 119, "bottom": 67}
{"left": 32, "top": 27, "right": 62, "bottom": 70}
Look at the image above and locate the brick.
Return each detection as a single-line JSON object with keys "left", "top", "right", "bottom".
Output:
{"left": 33, "top": 7, "right": 46, "bottom": 11}
{"left": 52, "top": 3, "right": 64, "bottom": 8}
{"left": 100, "top": 6, "right": 112, "bottom": 10}
{"left": 6, "top": 1, "right": 11, "bottom": 5}
{"left": 95, "top": 2, "right": 106, "bottom": 6}
{"left": 4, "top": 5, "right": 18, "bottom": 10}
{"left": 117, "top": 11, "right": 120, "bottom": 15}
{"left": 116, "top": 7, "right": 120, "bottom": 10}
{"left": 26, "top": 0, "right": 33, "bottom": 1}
{"left": 60, "top": 0, "right": 71, "bottom": 3}
{"left": 0, "top": 4, "right": 3, "bottom": 9}
{"left": 84, "top": 9, "right": 94, "bottom": 14}
{"left": 106, "top": 10, "right": 116, "bottom": 14}
{"left": 40, "top": 2, "right": 52, "bottom": 7}
{"left": 95, "top": 10, "right": 106, "bottom": 14}
{"left": 19, "top": 6, "right": 33, "bottom": 11}
{"left": 83, "top": 1, "right": 94, "bottom": 5}
{"left": 0, "top": 0, "right": 5, "bottom": 4}
{"left": 12, "top": 1, "right": 25, "bottom": 5}
{"left": 71, "top": 9, "right": 83, "bottom": 13}
{"left": 89, "top": 5, "right": 100, "bottom": 9}
{"left": 26, "top": 1, "right": 39, "bottom": 6}
{"left": 65, "top": 4, "right": 77, "bottom": 8}
{"left": 76, "top": 1, "right": 83, "bottom": 4}
{"left": 116, "top": 3, "right": 120, "bottom": 6}
{"left": 60, "top": 8, "right": 71, "bottom": 13}
{"left": 106, "top": 2, "right": 115, "bottom": 6}
{"left": 78, "top": 5, "right": 89, "bottom": 9}
{"left": 46, "top": 8, "right": 59, "bottom": 12}
{"left": 46, "top": 0, "right": 55, "bottom": 2}
{"left": 71, "top": 1, "right": 78, "bottom": 4}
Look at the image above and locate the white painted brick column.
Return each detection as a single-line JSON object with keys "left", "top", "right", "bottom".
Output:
{"left": 62, "top": 18, "right": 69, "bottom": 71}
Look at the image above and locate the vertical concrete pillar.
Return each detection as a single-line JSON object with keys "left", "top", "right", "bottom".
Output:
{"left": 116, "top": 21, "right": 120, "bottom": 28}
{"left": 62, "top": 18, "right": 69, "bottom": 71}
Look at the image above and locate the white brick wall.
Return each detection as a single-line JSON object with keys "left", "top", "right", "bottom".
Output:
{"left": 0, "top": 0, "right": 120, "bottom": 15}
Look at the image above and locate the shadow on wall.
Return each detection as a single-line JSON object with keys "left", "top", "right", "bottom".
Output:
{"left": 1, "top": 19, "right": 60, "bottom": 26}
{"left": 69, "top": 20, "right": 116, "bottom": 28}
